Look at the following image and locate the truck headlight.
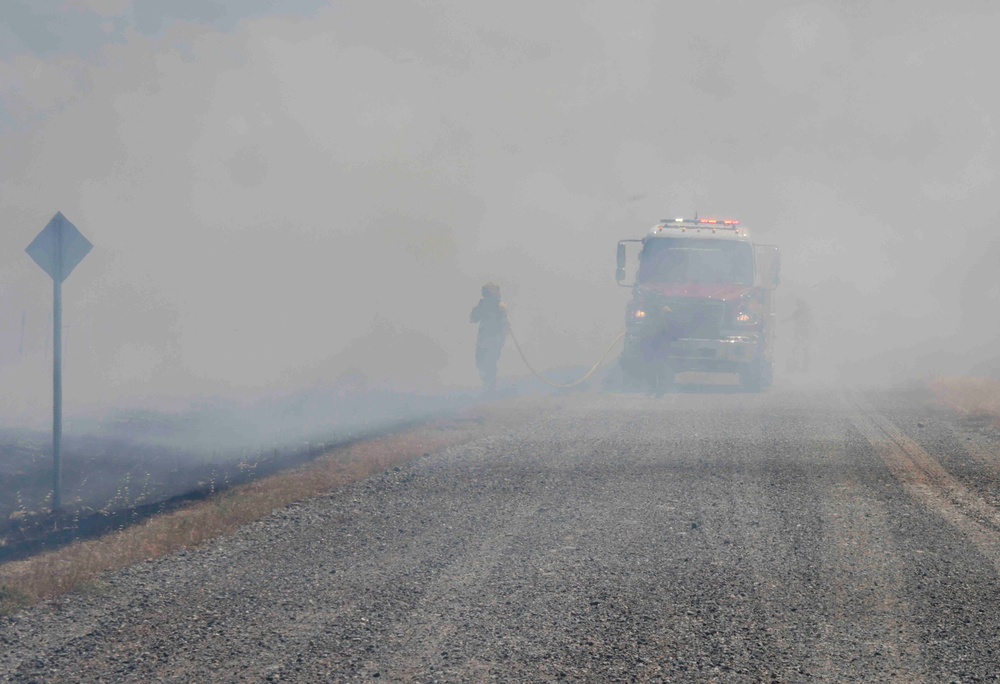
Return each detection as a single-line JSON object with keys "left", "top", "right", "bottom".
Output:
{"left": 630, "top": 309, "right": 647, "bottom": 321}
{"left": 735, "top": 312, "right": 757, "bottom": 325}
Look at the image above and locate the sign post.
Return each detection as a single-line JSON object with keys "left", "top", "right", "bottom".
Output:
{"left": 25, "top": 212, "right": 93, "bottom": 512}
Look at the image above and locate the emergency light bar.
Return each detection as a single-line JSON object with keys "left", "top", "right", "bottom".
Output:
{"left": 659, "top": 218, "right": 741, "bottom": 226}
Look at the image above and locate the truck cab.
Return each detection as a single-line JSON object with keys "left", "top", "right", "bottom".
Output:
{"left": 616, "top": 218, "right": 780, "bottom": 392}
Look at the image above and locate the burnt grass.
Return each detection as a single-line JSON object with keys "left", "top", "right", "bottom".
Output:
{"left": 0, "top": 389, "right": 471, "bottom": 563}
{"left": 2, "top": 433, "right": 354, "bottom": 563}
{"left": 0, "top": 426, "right": 417, "bottom": 563}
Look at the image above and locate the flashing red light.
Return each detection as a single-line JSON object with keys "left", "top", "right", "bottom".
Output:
{"left": 697, "top": 218, "right": 740, "bottom": 225}
{"left": 662, "top": 218, "right": 741, "bottom": 227}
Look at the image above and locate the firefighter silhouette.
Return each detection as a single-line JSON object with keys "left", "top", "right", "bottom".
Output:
{"left": 783, "top": 298, "right": 814, "bottom": 372}
{"left": 470, "top": 282, "right": 508, "bottom": 392}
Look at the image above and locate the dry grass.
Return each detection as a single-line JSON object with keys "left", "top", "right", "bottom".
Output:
{"left": 0, "top": 414, "right": 488, "bottom": 614}
{"left": 929, "top": 376, "right": 1000, "bottom": 428}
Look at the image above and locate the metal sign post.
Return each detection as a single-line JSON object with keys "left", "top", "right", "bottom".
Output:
{"left": 25, "top": 212, "right": 93, "bottom": 512}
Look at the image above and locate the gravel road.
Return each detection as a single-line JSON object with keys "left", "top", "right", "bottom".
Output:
{"left": 3, "top": 384, "right": 1000, "bottom": 682}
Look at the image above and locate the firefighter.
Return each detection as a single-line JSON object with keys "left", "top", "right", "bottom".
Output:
{"left": 470, "top": 282, "right": 508, "bottom": 393}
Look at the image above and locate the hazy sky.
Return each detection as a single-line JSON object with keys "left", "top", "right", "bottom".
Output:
{"left": 2, "top": 1, "right": 999, "bottom": 424}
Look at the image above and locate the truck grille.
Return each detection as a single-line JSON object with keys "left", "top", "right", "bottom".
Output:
{"left": 660, "top": 298, "right": 726, "bottom": 338}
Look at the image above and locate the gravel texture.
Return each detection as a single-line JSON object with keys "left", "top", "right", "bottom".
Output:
{"left": 2, "top": 384, "right": 1000, "bottom": 682}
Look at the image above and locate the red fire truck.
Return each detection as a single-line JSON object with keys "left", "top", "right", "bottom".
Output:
{"left": 616, "top": 218, "right": 780, "bottom": 392}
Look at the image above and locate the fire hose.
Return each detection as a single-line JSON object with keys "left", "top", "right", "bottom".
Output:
{"left": 506, "top": 323, "right": 626, "bottom": 389}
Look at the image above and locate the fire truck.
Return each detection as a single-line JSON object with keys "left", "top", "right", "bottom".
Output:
{"left": 616, "top": 218, "right": 780, "bottom": 392}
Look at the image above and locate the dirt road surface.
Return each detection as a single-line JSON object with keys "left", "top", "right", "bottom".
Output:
{"left": 3, "top": 385, "right": 1000, "bottom": 682}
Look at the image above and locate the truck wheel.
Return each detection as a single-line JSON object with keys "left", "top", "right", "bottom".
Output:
{"left": 623, "top": 371, "right": 644, "bottom": 391}
{"left": 650, "top": 363, "right": 675, "bottom": 397}
{"left": 620, "top": 359, "right": 644, "bottom": 391}
{"left": 738, "top": 361, "right": 767, "bottom": 392}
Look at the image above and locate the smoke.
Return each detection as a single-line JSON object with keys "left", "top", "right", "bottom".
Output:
{"left": 2, "top": 1, "right": 1000, "bottom": 428}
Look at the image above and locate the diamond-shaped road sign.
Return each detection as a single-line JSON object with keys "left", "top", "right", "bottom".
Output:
{"left": 25, "top": 212, "right": 93, "bottom": 282}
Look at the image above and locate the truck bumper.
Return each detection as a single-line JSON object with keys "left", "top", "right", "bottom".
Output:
{"left": 622, "top": 333, "right": 762, "bottom": 373}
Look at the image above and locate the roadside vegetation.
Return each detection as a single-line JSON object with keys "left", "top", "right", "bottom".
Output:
{"left": 930, "top": 377, "right": 1000, "bottom": 429}
{"left": 0, "top": 411, "right": 491, "bottom": 615}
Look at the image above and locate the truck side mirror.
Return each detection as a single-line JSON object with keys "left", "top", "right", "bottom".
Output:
{"left": 616, "top": 243, "right": 626, "bottom": 283}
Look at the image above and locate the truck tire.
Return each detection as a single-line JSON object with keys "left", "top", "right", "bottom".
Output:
{"left": 739, "top": 359, "right": 771, "bottom": 393}
{"left": 650, "top": 363, "right": 675, "bottom": 397}
{"left": 620, "top": 358, "right": 644, "bottom": 391}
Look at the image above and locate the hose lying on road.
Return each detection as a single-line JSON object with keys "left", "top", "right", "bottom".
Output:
{"left": 506, "top": 323, "right": 626, "bottom": 389}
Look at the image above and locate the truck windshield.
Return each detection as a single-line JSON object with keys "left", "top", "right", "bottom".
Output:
{"left": 637, "top": 238, "right": 754, "bottom": 285}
